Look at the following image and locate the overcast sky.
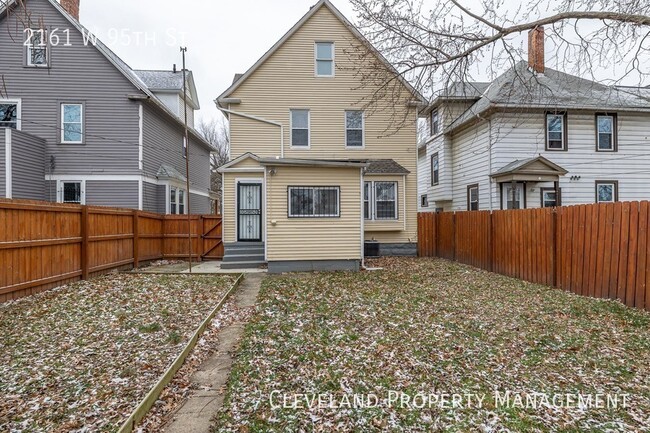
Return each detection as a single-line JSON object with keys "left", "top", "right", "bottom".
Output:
{"left": 80, "top": 0, "right": 357, "bottom": 124}
{"left": 79, "top": 0, "right": 648, "bottom": 126}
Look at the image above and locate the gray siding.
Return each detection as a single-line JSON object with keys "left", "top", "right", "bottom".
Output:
{"left": 85, "top": 180, "right": 139, "bottom": 209}
{"left": 142, "top": 181, "right": 166, "bottom": 214}
{"left": 189, "top": 193, "right": 211, "bottom": 214}
{"left": 0, "top": 0, "right": 142, "bottom": 176}
{"left": 142, "top": 103, "right": 211, "bottom": 192}
{"left": 0, "top": 130, "right": 5, "bottom": 197}
{"left": 11, "top": 130, "right": 46, "bottom": 200}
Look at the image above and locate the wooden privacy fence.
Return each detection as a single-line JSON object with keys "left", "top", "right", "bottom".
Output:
{"left": 418, "top": 201, "right": 650, "bottom": 311}
{"left": 0, "top": 199, "right": 223, "bottom": 302}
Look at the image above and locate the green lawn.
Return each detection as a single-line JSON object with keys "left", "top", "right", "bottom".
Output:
{"left": 0, "top": 273, "right": 235, "bottom": 432}
{"left": 212, "top": 258, "right": 650, "bottom": 432}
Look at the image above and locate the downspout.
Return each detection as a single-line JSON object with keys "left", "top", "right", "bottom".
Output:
{"left": 360, "top": 167, "right": 365, "bottom": 270}
{"left": 216, "top": 106, "right": 284, "bottom": 158}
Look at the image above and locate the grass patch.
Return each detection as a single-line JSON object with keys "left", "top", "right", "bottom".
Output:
{"left": 212, "top": 258, "right": 650, "bottom": 432}
{"left": 0, "top": 273, "right": 235, "bottom": 432}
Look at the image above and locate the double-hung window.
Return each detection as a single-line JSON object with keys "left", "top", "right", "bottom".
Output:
{"left": 315, "top": 42, "right": 334, "bottom": 77}
{"left": 0, "top": 100, "right": 20, "bottom": 129}
{"left": 61, "top": 103, "right": 84, "bottom": 144}
{"left": 374, "top": 182, "right": 398, "bottom": 220}
{"left": 431, "top": 153, "right": 439, "bottom": 186}
{"left": 596, "top": 113, "right": 616, "bottom": 151}
{"left": 467, "top": 184, "right": 479, "bottom": 211}
{"left": 27, "top": 29, "right": 48, "bottom": 67}
{"left": 365, "top": 181, "right": 399, "bottom": 220}
{"left": 431, "top": 110, "right": 440, "bottom": 136}
{"left": 290, "top": 109, "right": 309, "bottom": 147}
{"left": 170, "top": 187, "right": 187, "bottom": 214}
{"left": 289, "top": 186, "right": 339, "bottom": 218}
{"left": 596, "top": 181, "right": 618, "bottom": 203}
{"left": 546, "top": 112, "right": 566, "bottom": 150}
{"left": 345, "top": 110, "right": 363, "bottom": 147}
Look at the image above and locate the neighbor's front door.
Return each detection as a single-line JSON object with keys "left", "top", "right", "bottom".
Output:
{"left": 502, "top": 183, "right": 525, "bottom": 209}
{"left": 237, "top": 183, "right": 262, "bottom": 242}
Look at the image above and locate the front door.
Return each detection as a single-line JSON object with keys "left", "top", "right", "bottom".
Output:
{"left": 502, "top": 183, "right": 525, "bottom": 209}
{"left": 237, "top": 183, "right": 262, "bottom": 241}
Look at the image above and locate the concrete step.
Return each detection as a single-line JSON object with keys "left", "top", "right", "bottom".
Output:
{"left": 225, "top": 242, "right": 264, "bottom": 248}
{"left": 224, "top": 247, "right": 264, "bottom": 256}
{"left": 222, "top": 254, "right": 265, "bottom": 263}
{"left": 221, "top": 261, "right": 266, "bottom": 270}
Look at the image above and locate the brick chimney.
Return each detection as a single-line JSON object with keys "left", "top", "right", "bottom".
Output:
{"left": 60, "top": 0, "right": 80, "bottom": 21}
{"left": 528, "top": 26, "right": 545, "bottom": 74}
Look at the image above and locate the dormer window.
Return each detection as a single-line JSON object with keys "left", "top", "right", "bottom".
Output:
{"left": 315, "top": 42, "right": 334, "bottom": 77}
{"left": 26, "top": 29, "right": 48, "bottom": 67}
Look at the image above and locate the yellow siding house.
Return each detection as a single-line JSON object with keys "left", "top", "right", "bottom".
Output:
{"left": 216, "top": 0, "right": 424, "bottom": 273}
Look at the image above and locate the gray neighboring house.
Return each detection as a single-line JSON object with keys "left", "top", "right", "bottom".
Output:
{"left": 0, "top": 0, "right": 216, "bottom": 213}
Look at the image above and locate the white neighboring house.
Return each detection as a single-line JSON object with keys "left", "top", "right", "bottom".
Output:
{"left": 418, "top": 27, "right": 650, "bottom": 212}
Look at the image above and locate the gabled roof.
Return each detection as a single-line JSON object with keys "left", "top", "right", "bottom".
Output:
{"left": 217, "top": 152, "right": 262, "bottom": 173}
{"left": 491, "top": 156, "right": 567, "bottom": 183}
{"left": 447, "top": 61, "right": 650, "bottom": 134}
{"left": 157, "top": 164, "right": 187, "bottom": 182}
{"left": 216, "top": 0, "right": 426, "bottom": 107}
{"left": 1, "top": 0, "right": 213, "bottom": 150}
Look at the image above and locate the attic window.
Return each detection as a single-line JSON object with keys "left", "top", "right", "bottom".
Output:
{"left": 26, "top": 29, "right": 48, "bottom": 67}
{"left": 315, "top": 42, "right": 334, "bottom": 77}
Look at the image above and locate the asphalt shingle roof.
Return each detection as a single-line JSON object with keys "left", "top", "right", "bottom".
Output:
{"left": 365, "top": 159, "right": 410, "bottom": 175}
{"left": 134, "top": 70, "right": 185, "bottom": 90}
{"left": 448, "top": 61, "right": 650, "bottom": 132}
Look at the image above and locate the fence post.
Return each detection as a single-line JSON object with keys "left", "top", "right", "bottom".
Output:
{"left": 488, "top": 211, "right": 494, "bottom": 272}
{"left": 80, "top": 206, "right": 89, "bottom": 280}
{"left": 452, "top": 212, "right": 457, "bottom": 261}
{"left": 434, "top": 212, "right": 439, "bottom": 257}
{"left": 133, "top": 210, "right": 140, "bottom": 269}
{"left": 198, "top": 215, "right": 204, "bottom": 262}
{"left": 552, "top": 207, "right": 559, "bottom": 288}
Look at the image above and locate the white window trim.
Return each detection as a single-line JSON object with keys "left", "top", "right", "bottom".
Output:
{"left": 169, "top": 185, "right": 188, "bottom": 215}
{"left": 289, "top": 109, "right": 310, "bottom": 149}
{"left": 0, "top": 98, "right": 22, "bottom": 130}
{"left": 430, "top": 109, "right": 440, "bottom": 136}
{"left": 546, "top": 113, "right": 565, "bottom": 151}
{"left": 365, "top": 181, "right": 399, "bottom": 221}
{"left": 596, "top": 182, "right": 617, "bottom": 203}
{"left": 61, "top": 103, "right": 84, "bottom": 144}
{"left": 364, "top": 181, "right": 372, "bottom": 220}
{"left": 314, "top": 41, "right": 335, "bottom": 77}
{"left": 542, "top": 190, "right": 557, "bottom": 208}
{"left": 468, "top": 185, "right": 479, "bottom": 210}
{"left": 288, "top": 186, "right": 340, "bottom": 218}
{"left": 56, "top": 180, "right": 86, "bottom": 205}
{"left": 345, "top": 110, "right": 365, "bottom": 148}
{"left": 26, "top": 28, "right": 49, "bottom": 67}
{"left": 597, "top": 114, "right": 615, "bottom": 151}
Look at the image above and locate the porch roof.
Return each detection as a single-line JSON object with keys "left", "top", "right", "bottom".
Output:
{"left": 490, "top": 156, "right": 568, "bottom": 183}
{"left": 259, "top": 158, "right": 369, "bottom": 168}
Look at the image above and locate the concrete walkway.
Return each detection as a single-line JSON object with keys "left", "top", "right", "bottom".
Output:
{"left": 136, "top": 261, "right": 267, "bottom": 275}
{"left": 163, "top": 273, "right": 263, "bottom": 433}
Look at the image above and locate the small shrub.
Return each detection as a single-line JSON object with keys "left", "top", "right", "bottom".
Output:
{"left": 167, "top": 331, "right": 182, "bottom": 344}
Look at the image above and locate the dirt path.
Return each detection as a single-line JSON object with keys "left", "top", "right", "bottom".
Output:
{"left": 163, "top": 273, "right": 263, "bottom": 433}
